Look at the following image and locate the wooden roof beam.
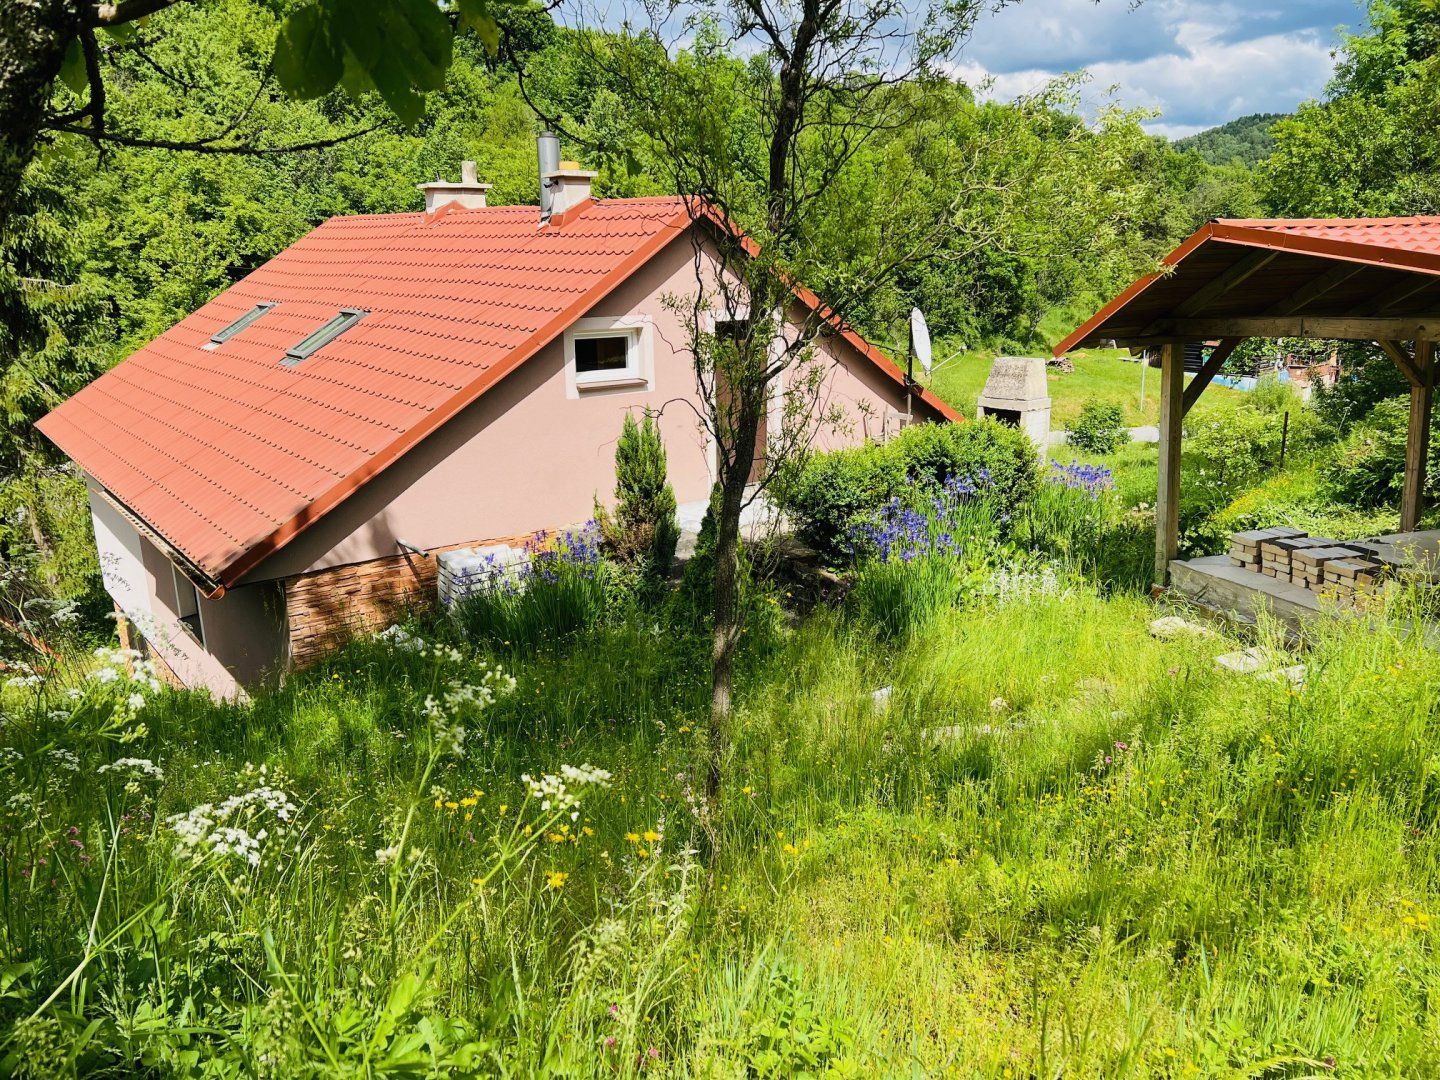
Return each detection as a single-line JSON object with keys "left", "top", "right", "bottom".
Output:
{"left": 1138, "top": 315, "right": 1440, "bottom": 342}
{"left": 1380, "top": 339, "right": 1422, "bottom": 387}
{"left": 1138, "top": 250, "right": 1280, "bottom": 336}
{"left": 1181, "top": 338, "right": 1243, "bottom": 417}
{"left": 1346, "top": 274, "right": 1438, "bottom": 316}
{"left": 1265, "top": 263, "right": 1365, "bottom": 316}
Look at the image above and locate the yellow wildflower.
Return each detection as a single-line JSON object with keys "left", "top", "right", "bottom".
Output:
{"left": 546, "top": 871, "right": 568, "bottom": 890}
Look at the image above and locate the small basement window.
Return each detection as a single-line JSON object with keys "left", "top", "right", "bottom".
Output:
{"left": 569, "top": 327, "right": 646, "bottom": 390}
{"left": 282, "top": 308, "right": 366, "bottom": 366}
{"left": 171, "top": 565, "right": 204, "bottom": 646}
{"left": 205, "top": 302, "right": 276, "bottom": 349}
{"left": 575, "top": 335, "right": 633, "bottom": 375}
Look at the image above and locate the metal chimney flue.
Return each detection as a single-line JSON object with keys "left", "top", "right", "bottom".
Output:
{"left": 537, "top": 131, "right": 560, "bottom": 218}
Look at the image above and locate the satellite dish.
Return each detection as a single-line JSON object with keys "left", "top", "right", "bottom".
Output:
{"left": 909, "top": 308, "right": 933, "bottom": 377}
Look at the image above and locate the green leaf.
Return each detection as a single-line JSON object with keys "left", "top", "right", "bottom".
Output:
{"left": 273, "top": 4, "right": 344, "bottom": 101}
{"left": 59, "top": 37, "right": 89, "bottom": 97}
{"left": 338, "top": 0, "right": 451, "bottom": 93}
{"left": 100, "top": 21, "right": 140, "bottom": 44}
{"left": 328, "top": 0, "right": 447, "bottom": 125}
{"left": 456, "top": 0, "right": 500, "bottom": 53}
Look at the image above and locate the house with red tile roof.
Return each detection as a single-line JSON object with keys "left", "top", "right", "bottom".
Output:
{"left": 39, "top": 155, "right": 955, "bottom": 698}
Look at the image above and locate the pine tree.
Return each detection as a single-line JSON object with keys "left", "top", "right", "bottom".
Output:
{"left": 605, "top": 411, "right": 679, "bottom": 576}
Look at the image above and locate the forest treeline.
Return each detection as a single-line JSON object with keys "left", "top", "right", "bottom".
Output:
{"left": 2, "top": 0, "right": 1435, "bottom": 604}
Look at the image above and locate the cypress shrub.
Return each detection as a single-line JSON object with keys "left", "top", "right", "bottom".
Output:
{"left": 600, "top": 411, "right": 680, "bottom": 576}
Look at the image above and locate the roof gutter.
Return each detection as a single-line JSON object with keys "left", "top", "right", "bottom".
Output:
{"left": 90, "top": 483, "right": 227, "bottom": 600}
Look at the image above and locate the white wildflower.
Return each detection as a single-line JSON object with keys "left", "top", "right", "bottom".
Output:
{"left": 421, "top": 665, "right": 516, "bottom": 758}
{"left": 5, "top": 792, "right": 35, "bottom": 813}
{"left": 167, "top": 784, "right": 298, "bottom": 869}
{"left": 48, "top": 748, "right": 80, "bottom": 772}
{"left": 375, "top": 844, "right": 401, "bottom": 866}
{"left": 126, "top": 693, "right": 146, "bottom": 712}
{"left": 98, "top": 757, "right": 165, "bottom": 781}
{"left": 522, "top": 764, "right": 613, "bottom": 814}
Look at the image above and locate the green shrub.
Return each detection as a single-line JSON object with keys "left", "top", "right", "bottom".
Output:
{"left": 1183, "top": 398, "right": 1323, "bottom": 510}
{"left": 772, "top": 442, "right": 906, "bottom": 558}
{"left": 1322, "top": 396, "right": 1440, "bottom": 509}
{"left": 889, "top": 419, "right": 1038, "bottom": 512}
{"left": 598, "top": 411, "right": 679, "bottom": 577}
{"left": 1067, "top": 400, "right": 1127, "bottom": 454}
{"left": 1247, "top": 372, "right": 1302, "bottom": 415}
{"left": 1309, "top": 343, "right": 1408, "bottom": 433}
{"left": 775, "top": 419, "right": 1037, "bottom": 559}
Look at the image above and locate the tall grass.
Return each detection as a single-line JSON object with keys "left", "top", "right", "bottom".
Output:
{"left": 3, "top": 569, "right": 1440, "bottom": 1074}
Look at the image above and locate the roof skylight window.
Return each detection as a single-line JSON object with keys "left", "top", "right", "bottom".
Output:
{"left": 204, "top": 302, "right": 276, "bottom": 349}
{"left": 281, "top": 308, "right": 366, "bottom": 366}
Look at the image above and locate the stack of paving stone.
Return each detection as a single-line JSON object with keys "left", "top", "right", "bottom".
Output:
{"left": 1317, "top": 556, "right": 1385, "bottom": 599}
{"left": 1228, "top": 527, "right": 1303, "bottom": 571}
{"left": 1228, "top": 528, "right": 1393, "bottom": 597}
{"left": 1291, "top": 543, "right": 1372, "bottom": 590}
{"left": 1259, "top": 535, "right": 1331, "bottom": 580}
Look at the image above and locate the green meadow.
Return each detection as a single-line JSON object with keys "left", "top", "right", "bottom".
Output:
{"left": 4, "top": 568, "right": 1439, "bottom": 1076}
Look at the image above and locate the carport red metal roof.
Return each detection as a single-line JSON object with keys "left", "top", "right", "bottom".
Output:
{"left": 1055, "top": 216, "right": 1440, "bottom": 354}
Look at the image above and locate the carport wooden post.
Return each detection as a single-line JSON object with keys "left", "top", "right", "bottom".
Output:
{"left": 1402, "top": 339, "right": 1435, "bottom": 532}
{"left": 1155, "top": 341, "right": 1184, "bottom": 585}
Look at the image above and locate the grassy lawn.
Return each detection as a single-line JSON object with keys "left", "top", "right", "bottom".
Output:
{"left": 5, "top": 572, "right": 1440, "bottom": 1074}
{"left": 927, "top": 347, "right": 1243, "bottom": 428}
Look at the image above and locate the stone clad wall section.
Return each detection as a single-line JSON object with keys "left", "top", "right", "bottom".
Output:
{"left": 282, "top": 532, "right": 541, "bottom": 669}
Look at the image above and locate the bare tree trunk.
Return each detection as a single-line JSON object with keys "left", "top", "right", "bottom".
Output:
{"left": 706, "top": 397, "right": 762, "bottom": 809}
{"left": 0, "top": 0, "right": 82, "bottom": 220}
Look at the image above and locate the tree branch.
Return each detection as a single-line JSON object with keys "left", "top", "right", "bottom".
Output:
{"left": 87, "top": 0, "right": 186, "bottom": 28}
{"left": 40, "top": 122, "right": 379, "bottom": 155}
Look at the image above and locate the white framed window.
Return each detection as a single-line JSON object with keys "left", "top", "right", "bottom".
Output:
{"left": 171, "top": 564, "right": 205, "bottom": 646}
{"left": 565, "top": 315, "right": 652, "bottom": 394}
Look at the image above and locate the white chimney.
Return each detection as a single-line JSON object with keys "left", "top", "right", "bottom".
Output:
{"left": 418, "top": 160, "right": 492, "bottom": 212}
{"left": 542, "top": 161, "right": 597, "bottom": 219}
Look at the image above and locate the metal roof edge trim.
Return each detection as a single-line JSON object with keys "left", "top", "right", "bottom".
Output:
{"left": 89, "top": 481, "right": 227, "bottom": 599}
{"left": 1207, "top": 222, "right": 1440, "bottom": 276}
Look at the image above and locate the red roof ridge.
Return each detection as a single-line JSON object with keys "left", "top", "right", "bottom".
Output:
{"left": 1218, "top": 214, "right": 1440, "bottom": 228}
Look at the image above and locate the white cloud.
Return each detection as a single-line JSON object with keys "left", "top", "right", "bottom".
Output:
{"left": 957, "top": 0, "right": 1359, "bottom": 136}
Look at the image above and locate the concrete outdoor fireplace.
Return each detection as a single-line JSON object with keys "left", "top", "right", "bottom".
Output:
{"left": 976, "top": 356, "right": 1051, "bottom": 460}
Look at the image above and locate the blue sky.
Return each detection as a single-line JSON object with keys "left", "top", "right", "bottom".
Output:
{"left": 954, "top": 0, "right": 1364, "bottom": 138}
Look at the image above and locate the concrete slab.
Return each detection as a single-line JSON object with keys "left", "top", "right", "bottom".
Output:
{"left": 674, "top": 491, "right": 781, "bottom": 560}
{"left": 1149, "top": 615, "right": 1215, "bottom": 639}
{"left": 1170, "top": 555, "right": 1320, "bottom": 631}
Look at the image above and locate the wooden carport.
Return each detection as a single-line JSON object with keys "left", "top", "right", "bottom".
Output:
{"left": 1054, "top": 216, "right": 1440, "bottom": 585}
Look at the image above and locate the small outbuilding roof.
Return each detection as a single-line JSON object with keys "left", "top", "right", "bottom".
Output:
{"left": 1055, "top": 216, "right": 1440, "bottom": 354}
{"left": 39, "top": 196, "right": 953, "bottom": 589}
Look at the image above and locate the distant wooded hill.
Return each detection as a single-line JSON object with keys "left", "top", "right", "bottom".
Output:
{"left": 1175, "top": 113, "right": 1286, "bottom": 167}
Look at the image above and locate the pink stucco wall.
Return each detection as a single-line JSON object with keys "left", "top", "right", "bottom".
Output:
{"left": 245, "top": 231, "right": 919, "bottom": 583}
{"left": 89, "top": 482, "right": 286, "bottom": 699}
